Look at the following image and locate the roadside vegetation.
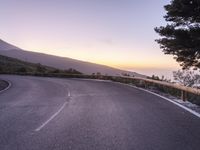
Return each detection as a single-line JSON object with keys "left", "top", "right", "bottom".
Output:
{"left": 0, "top": 54, "right": 82, "bottom": 76}
{"left": 155, "top": 0, "right": 200, "bottom": 70}
{"left": 0, "top": 54, "right": 200, "bottom": 106}
{"left": 153, "top": 0, "right": 200, "bottom": 105}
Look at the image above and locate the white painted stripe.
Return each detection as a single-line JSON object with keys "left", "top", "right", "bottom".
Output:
{"left": 0, "top": 80, "right": 12, "bottom": 93}
{"left": 127, "top": 84, "right": 200, "bottom": 119}
{"left": 68, "top": 91, "right": 71, "bottom": 97}
{"left": 35, "top": 101, "right": 68, "bottom": 131}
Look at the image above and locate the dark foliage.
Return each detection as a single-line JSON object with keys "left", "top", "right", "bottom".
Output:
{"left": 36, "top": 63, "right": 46, "bottom": 73}
{"left": 0, "top": 55, "right": 82, "bottom": 75}
{"left": 155, "top": 0, "right": 200, "bottom": 69}
{"left": 64, "top": 68, "right": 82, "bottom": 74}
{"left": 0, "top": 55, "right": 199, "bottom": 105}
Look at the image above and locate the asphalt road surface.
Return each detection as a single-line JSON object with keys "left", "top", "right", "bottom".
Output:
{"left": 0, "top": 75, "right": 200, "bottom": 150}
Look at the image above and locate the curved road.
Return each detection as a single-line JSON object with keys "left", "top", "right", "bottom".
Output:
{"left": 0, "top": 75, "right": 200, "bottom": 150}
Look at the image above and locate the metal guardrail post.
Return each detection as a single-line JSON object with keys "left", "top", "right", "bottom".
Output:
{"left": 181, "top": 90, "right": 187, "bottom": 101}
{"left": 139, "top": 80, "right": 143, "bottom": 87}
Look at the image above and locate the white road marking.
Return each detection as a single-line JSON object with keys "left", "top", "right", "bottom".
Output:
{"left": 0, "top": 80, "right": 12, "bottom": 93}
{"left": 126, "top": 84, "right": 200, "bottom": 119}
{"left": 74, "top": 79, "right": 200, "bottom": 118}
{"left": 35, "top": 101, "right": 68, "bottom": 131}
{"left": 68, "top": 91, "right": 71, "bottom": 97}
{"left": 35, "top": 90, "right": 71, "bottom": 132}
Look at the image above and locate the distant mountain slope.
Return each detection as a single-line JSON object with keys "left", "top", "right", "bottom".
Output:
{"left": 0, "top": 54, "right": 55, "bottom": 73}
{"left": 0, "top": 39, "right": 146, "bottom": 77}
{"left": 0, "top": 39, "right": 21, "bottom": 51}
{"left": 0, "top": 54, "right": 82, "bottom": 74}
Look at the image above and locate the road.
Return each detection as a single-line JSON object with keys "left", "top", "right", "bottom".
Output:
{"left": 0, "top": 75, "right": 200, "bottom": 150}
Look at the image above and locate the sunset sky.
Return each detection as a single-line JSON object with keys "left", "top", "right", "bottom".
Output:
{"left": 0, "top": 0, "right": 180, "bottom": 78}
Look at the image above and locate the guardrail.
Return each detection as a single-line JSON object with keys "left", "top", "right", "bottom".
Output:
{"left": 121, "top": 76, "right": 200, "bottom": 101}
{"left": 1, "top": 72, "right": 200, "bottom": 103}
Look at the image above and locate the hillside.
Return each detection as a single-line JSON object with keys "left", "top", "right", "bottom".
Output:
{"left": 0, "top": 39, "right": 21, "bottom": 51}
{"left": 0, "top": 39, "right": 146, "bottom": 77}
{"left": 0, "top": 54, "right": 82, "bottom": 75}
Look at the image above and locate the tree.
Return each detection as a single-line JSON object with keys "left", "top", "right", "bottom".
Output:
{"left": 52, "top": 69, "right": 61, "bottom": 73}
{"left": 36, "top": 63, "right": 46, "bottom": 73}
{"left": 96, "top": 72, "right": 101, "bottom": 76}
{"left": 17, "top": 67, "right": 27, "bottom": 73}
{"left": 173, "top": 69, "right": 200, "bottom": 87}
{"left": 151, "top": 75, "right": 160, "bottom": 81}
{"left": 64, "top": 68, "right": 82, "bottom": 74}
{"left": 121, "top": 73, "right": 130, "bottom": 77}
{"left": 155, "top": 0, "right": 200, "bottom": 69}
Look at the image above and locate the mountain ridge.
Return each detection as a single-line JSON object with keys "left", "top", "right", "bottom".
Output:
{"left": 0, "top": 39, "right": 21, "bottom": 51}
{"left": 0, "top": 39, "right": 146, "bottom": 77}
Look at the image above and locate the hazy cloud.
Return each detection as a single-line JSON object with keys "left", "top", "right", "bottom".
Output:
{"left": 99, "top": 39, "right": 114, "bottom": 45}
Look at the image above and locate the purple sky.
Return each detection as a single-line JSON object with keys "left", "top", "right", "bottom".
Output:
{"left": 0, "top": 0, "right": 179, "bottom": 78}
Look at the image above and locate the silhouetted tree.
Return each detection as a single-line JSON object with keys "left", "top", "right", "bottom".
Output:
{"left": 52, "top": 69, "right": 61, "bottom": 73}
{"left": 155, "top": 0, "right": 200, "bottom": 69}
{"left": 36, "top": 63, "right": 46, "bottom": 73}
{"left": 64, "top": 68, "right": 82, "bottom": 74}
{"left": 17, "top": 67, "right": 27, "bottom": 73}
{"left": 96, "top": 72, "right": 101, "bottom": 76}
{"left": 151, "top": 75, "right": 160, "bottom": 81}
{"left": 121, "top": 73, "right": 130, "bottom": 77}
{"left": 96, "top": 72, "right": 102, "bottom": 79}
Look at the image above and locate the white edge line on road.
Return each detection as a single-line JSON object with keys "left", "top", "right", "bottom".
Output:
{"left": 61, "top": 79, "right": 200, "bottom": 119}
{"left": 0, "top": 80, "right": 12, "bottom": 93}
{"left": 125, "top": 84, "right": 200, "bottom": 119}
{"left": 35, "top": 101, "right": 68, "bottom": 131}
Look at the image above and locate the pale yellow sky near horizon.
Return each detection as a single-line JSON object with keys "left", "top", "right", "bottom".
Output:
{"left": 6, "top": 37, "right": 180, "bottom": 69}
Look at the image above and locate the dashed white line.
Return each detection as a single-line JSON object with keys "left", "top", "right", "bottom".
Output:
{"left": 35, "top": 91, "right": 71, "bottom": 132}
{"left": 68, "top": 91, "right": 71, "bottom": 97}
{"left": 35, "top": 101, "right": 68, "bottom": 131}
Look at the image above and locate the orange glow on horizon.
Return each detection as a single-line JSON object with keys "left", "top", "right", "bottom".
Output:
{"left": 17, "top": 44, "right": 179, "bottom": 71}
{"left": 3, "top": 38, "right": 180, "bottom": 71}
